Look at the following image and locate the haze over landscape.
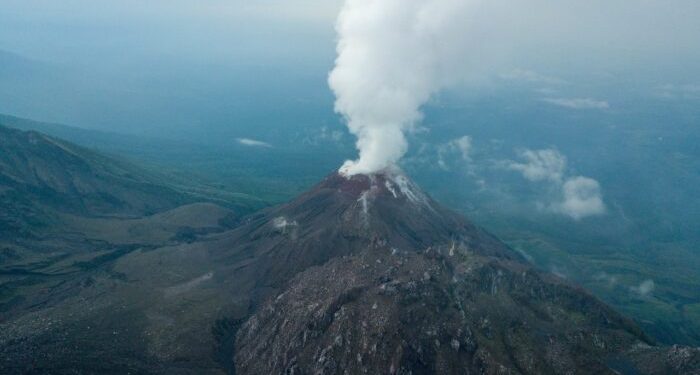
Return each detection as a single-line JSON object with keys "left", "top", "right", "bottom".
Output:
{"left": 1, "top": 1, "right": 700, "bottom": 374}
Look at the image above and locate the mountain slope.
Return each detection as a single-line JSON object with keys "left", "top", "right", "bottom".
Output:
{"left": 0, "top": 124, "right": 190, "bottom": 219}
{"left": 0, "top": 126, "right": 246, "bottom": 352}
{"left": 0, "top": 123, "right": 266, "bottom": 239}
{"left": 233, "top": 172, "right": 691, "bottom": 374}
{"left": 1, "top": 170, "right": 697, "bottom": 374}
{"left": 0, "top": 123, "right": 240, "bottom": 268}
{"left": 0, "top": 112, "right": 343, "bottom": 205}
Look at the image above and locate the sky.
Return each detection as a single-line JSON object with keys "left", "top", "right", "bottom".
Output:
{"left": 2, "top": 1, "right": 699, "bottom": 73}
{"left": 0, "top": 0, "right": 698, "bottom": 137}
{"left": 0, "top": 0, "right": 340, "bottom": 67}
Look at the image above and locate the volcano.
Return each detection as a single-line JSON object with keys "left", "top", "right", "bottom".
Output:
{"left": 1, "top": 169, "right": 698, "bottom": 374}
{"left": 212, "top": 170, "right": 522, "bottom": 289}
{"left": 231, "top": 171, "right": 698, "bottom": 374}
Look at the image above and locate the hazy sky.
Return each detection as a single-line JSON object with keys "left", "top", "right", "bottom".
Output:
{"left": 2, "top": 0, "right": 698, "bottom": 70}
{"left": 0, "top": 0, "right": 340, "bottom": 67}
{"left": 0, "top": 0, "right": 698, "bottom": 135}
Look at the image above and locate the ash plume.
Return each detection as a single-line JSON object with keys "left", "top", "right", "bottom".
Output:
{"left": 329, "top": 0, "right": 482, "bottom": 176}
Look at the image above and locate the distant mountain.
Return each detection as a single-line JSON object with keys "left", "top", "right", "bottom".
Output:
{"left": 0, "top": 121, "right": 269, "bottom": 251}
{"left": 1, "top": 170, "right": 697, "bottom": 373}
{"left": 0, "top": 113, "right": 343, "bottom": 204}
{"left": 0, "top": 125, "right": 251, "bottom": 350}
{"left": 0, "top": 113, "right": 190, "bottom": 159}
{"left": 0, "top": 50, "right": 52, "bottom": 79}
{"left": 0, "top": 124, "right": 193, "bottom": 218}
{"left": 0, "top": 120, "right": 265, "bottom": 212}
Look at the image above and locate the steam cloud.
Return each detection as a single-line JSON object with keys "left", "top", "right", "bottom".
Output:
{"left": 329, "top": 0, "right": 481, "bottom": 176}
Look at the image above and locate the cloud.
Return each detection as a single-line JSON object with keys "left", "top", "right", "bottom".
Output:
{"left": 542, "top": 97, "right": 610, "bottom": 110}
{"left": 237, "top": 138, "right": 272, "bottom": 147}
{"left": 631, "top": 279, "right": 655, "bottom": 297}
{"left": 655, "top": 84, "right": 700, "bottom": 100}
{"left": 302, "top": 126, "right": 345, "bottom": 146}
{"left": 508, "top": 149, "right": 566, "bottom": 182}
{"left": 451, "top": 136, "right": 473, "bottom": 161}
{"left": 499, "top": 69, "right": 565, "bottom": 85}
{"left": 593, "top": 272, "right": 618, "bottom": 288}
{"left": 438, "top": 135, "right": 473, "bottom": 169}
{"left": 508, "top": 148, "right": 605, "bottom": 219}
{"left": 554, "top": 176, "right": 606, "bottom": 219}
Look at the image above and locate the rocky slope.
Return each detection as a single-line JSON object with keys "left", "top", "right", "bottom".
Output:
{"left": 1, "top": 168, "right": 698, "bottom": 374}
{"left": 232, "top": 171, "right": 699, "bottom": 374}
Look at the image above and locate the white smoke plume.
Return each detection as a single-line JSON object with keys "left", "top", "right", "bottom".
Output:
{"left": 329, "top": 0, "right": 482, "bottom": 176}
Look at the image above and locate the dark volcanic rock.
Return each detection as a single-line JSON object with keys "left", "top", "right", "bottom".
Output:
{"left": 235, "top": 247, "right": 645, "bottom": 374}
{"left": 213, "top": 171, "right": 520, "bottom": 288}
{"left": 233, "top": 171, "right": 697, "bottom": 375}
